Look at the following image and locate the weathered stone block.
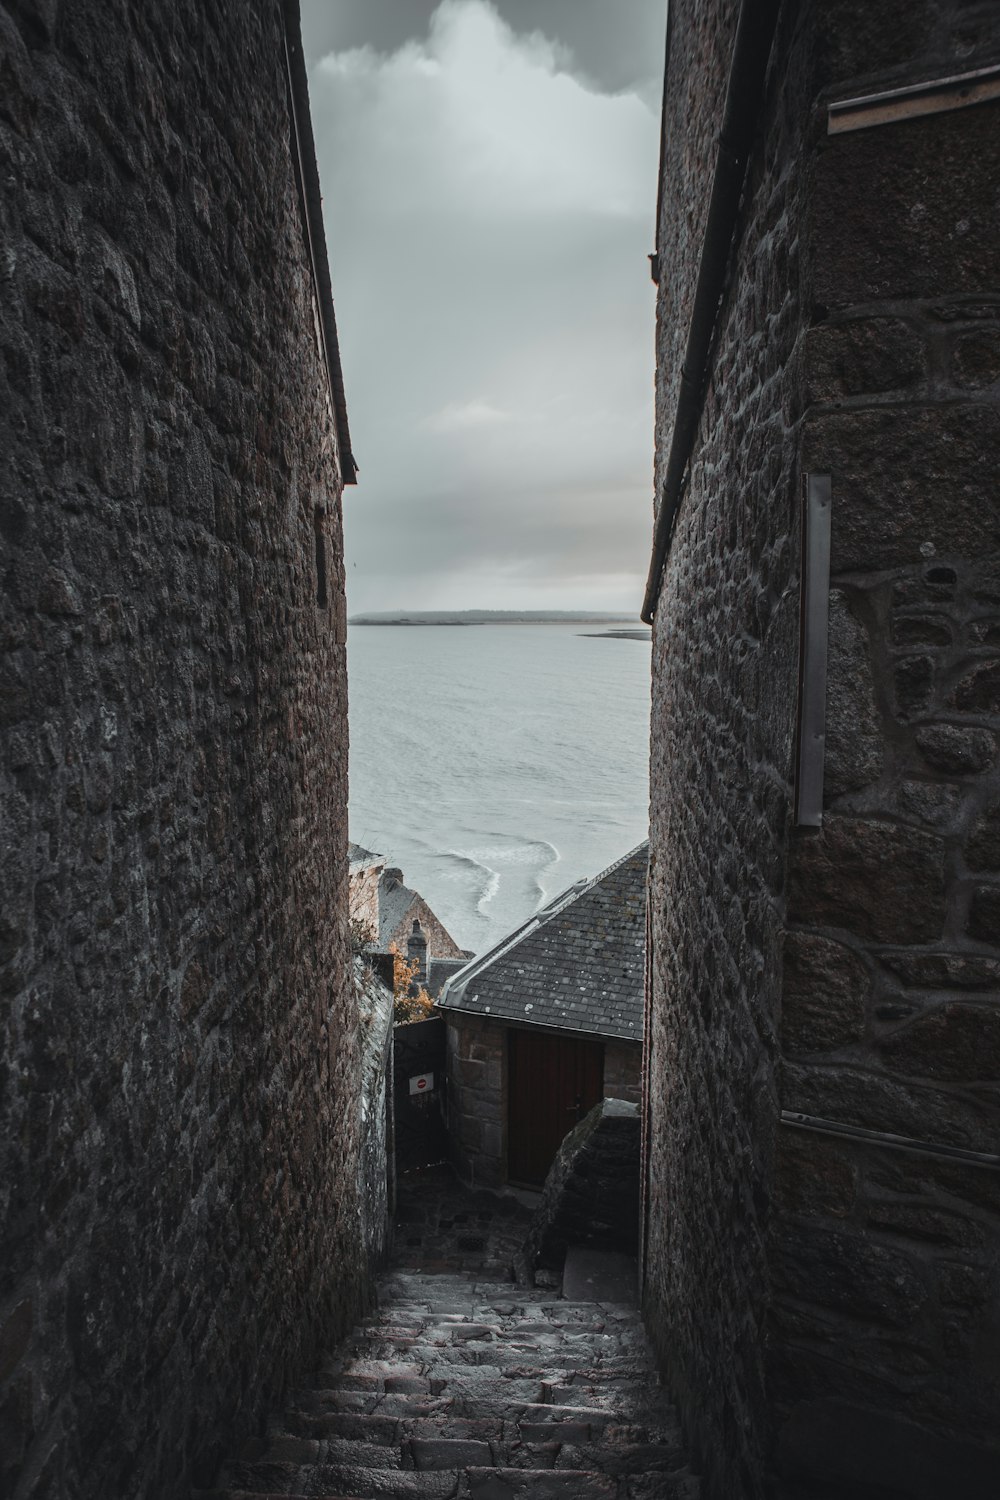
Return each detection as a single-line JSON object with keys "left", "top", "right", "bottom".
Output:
{"left": 774, "top": 1136, "right": 856, "bottom": 1219}
{"left": 805, "top": 317, "right": 923, "bottom": 402}
{"left": 789, "top": 818, "right": 946, "bottom": 943}
{"left": 772, "top": 1224, "right": 927, "bottom": 1327}
{"left": 952, "top": 330, "right": 1000, "bottom": 390}
{"left": 879, "top": 1002, "right": 1000, "bottom": 1083}
{"left": 968, "top": 886, "right": 1000, "bottom": 945}
{"left": 782, "top": 931, "right": 868, "bottom": 1054}
{"left": 952, "top": 660, "right": 1000, "bottom": 715}
{"left": 966, "top": 800, "right": 1000, "bottom": 871}
{"left": 879, "top": 951, "right": 1000, "bottom": 991}
{"left": 824, "top": 592, "right": 883, "bottom": 797}
{"left": 892, "top": 616, "right": 952, "bottom": 648}
{"left": 812, "top": 103, "right": 1000, "bottom": 307}
{"left": 914, "top": 724, "right": 995, "bottom": 776}
{"left": 804, "top": 406, "right": 1000, "bottom": 572}
{"left": 783, "top": 1061, "right": 996, "bottom": 1154}
{"left": 894, "top": 655, "right": 935, "bottom": 719}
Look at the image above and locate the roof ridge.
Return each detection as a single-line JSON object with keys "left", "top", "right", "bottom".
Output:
{"left": 437, "top": 840, "right": 648, "bottom": 1017}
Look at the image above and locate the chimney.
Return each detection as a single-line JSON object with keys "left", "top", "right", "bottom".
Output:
{"left": 406, "top": 918, "right": 428, "bottom": 992}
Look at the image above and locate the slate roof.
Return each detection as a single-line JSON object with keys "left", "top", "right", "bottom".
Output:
{"left": 427, "top": 956, "right": 470, "bottom": 999}
{"left": 377, "top": 869, "right": 467, "bottom": 960}
{"left": 436, "top": 843, "right": 648, "bottom": 1042}
{"left": 348, "top": 842, "right": 384, "bottom": 872}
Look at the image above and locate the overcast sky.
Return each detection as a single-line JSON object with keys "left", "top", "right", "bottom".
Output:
{"left": 301, "top": 1, "right": 666, "bottom": 614}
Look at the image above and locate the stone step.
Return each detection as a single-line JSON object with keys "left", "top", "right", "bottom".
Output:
{"left": 255, "top": 1419, "right": 689, "bottom": 1476}
{"left": 204, "top": 1222, "right": 700, "bottom": 1499}
{"left": 217, "top": 1461, "right": 461, "bottom": 1496}
{"left": 286, "top": 1389, "right": 638, "bottom": 1430}
{"left": 465, "top": 1468, "right": 617, "bottom": 1499}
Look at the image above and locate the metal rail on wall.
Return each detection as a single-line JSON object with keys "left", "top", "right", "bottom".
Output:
{"left": 793, "top": 474, "right": 832, "bottom": 828}
{"left": 828, "top": 61, "right": 1000, "bottom": 135}
{"left": 781, "top": 1111, "right": 1000, "bottom": 1170}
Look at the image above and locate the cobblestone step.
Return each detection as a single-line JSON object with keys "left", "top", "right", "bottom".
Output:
{"left": 204, "top": 1170, "right": 700, "bottom": 1499}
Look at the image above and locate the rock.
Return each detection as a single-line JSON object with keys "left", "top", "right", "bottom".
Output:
{"left": 966, "top": 800, "right": 1000, "bottom": 871}
{"left": 878, "top": 952, "right": 1000, "bottom": 990}
{"left": 805, "top": 317, "right": 923, "bottom": 402}
{"left": 789, "top": 817, "right": 946, "bottom": 943}
{"left": 914, "top": 724, "right": 995, "bottom": 775}
{"left": 952, "top": 660, "right": 1000, "bottom": 715}
{"left": 968, "top": 887, "right": 1000, "bottom": 945}
{"left": 782, "top": 932, "right": 868, "bottom": 1053}
{"left": 952, "top": 330, "right": 1000, "bottom": 390}
{"left": 894, "top": 655, "right": 934, "bottom": 718}
{"left": 771, "top": 1224, "right": 927, "bottom": 1327}
{"left": 879, "top": 1003, "right": 1000, "bottom": 1083}
{"left": 824, "top": 593, "right": 883, "bottom": 797}
{"left": 521, "top": 1099, "right": 641, "bottom": 1279}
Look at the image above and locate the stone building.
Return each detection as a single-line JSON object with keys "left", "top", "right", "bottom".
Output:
{"left": 347, "top": 842, "right": 468, "bottom": 963}
{"left": 0, "top": 4, "right": 370, "bottom": 1498}
{"left": 378, "top": 864, "right": 469, "bottom": 961}
{"left": 347, "top": 842, "right": 383, "bottom": 936}
{"left": 438, "top": 845, "right": 646, "bottom": 1188}
{"left": 643, "top": 3, "right": 1000, "bottom": 1498}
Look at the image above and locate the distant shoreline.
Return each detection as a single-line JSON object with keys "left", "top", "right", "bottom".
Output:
{"left": 578, "top": 629, "right": 652, "bottom": 641}
{"left": 350, "top": 610, "right": 640, "bottom": 627}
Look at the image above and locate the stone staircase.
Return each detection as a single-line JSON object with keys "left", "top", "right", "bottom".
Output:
{"left": 200, "top": 1265, "right": 701, "bottom": 1499}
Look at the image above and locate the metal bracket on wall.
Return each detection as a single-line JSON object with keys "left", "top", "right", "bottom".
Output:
{"left": 781, "top": 1110, "right": 1000, "bottom": 1171}
{"left": 828, "top": 62, "right": 1000, "bottom": 135}
{"left": 794, "top": 474, "right": 831, "bottom": 828}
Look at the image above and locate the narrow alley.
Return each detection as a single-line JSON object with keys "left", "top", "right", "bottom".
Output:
{"left": 201, "top": 1169, "right": 701, "bottom": 1499}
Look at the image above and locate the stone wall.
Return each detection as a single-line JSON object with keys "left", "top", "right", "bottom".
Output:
{"left": 521, "top": 1098, "right": 641, "bottom": 1279}
{"left": 604, "top": 1040, "right": 642, "bottom": 1105}
{"left": 349, "top": 858, "right": 383, "bottom": 940}
{"left": 445, "top": 1015, "right": 506, "bottom": 1188}
{"left": 644, "top": 2, "right": 809, "bottom": 1491}
{"left": 772, "top": 5, "right": 1000, "bottom": 1488}
{"left": 0, "top": 4, "right": 364, "bottom": 1498}
{"left": 646, "top": 2, "right": 1000, "bottom": 1498}
{"left": 447, "top": 1017, "right": 642, "bottom": 1185}
{"left": 357, "top": 963, "right": 394, "bottom": 1271}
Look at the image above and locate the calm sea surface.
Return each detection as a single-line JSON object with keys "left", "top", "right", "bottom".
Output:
{"left": 348, "top": 623, "right": 651, "bottom": 955}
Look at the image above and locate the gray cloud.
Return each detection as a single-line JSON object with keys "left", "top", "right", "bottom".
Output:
{"left": 302, "top": 0, "right": 667, "bottom": 100}
{"left": 303, "top": 0, "right": 663, "bottom": 613}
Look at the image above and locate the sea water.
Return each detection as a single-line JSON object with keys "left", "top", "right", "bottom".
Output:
{"left": 348, "top": 622, "right": 651, "bottom": 955}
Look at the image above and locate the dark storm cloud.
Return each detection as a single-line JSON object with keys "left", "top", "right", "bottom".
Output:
{"left": 302, "top": 1, "right": 664, "bottom": 612}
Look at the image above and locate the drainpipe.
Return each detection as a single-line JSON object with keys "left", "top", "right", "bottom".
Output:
{"left": 640, "top": 0, "right": 783, "bottom": 625}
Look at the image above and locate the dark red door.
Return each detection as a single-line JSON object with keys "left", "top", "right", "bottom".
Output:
{"left": 507, "top": 1029, "right": 604, "bottom": 1186}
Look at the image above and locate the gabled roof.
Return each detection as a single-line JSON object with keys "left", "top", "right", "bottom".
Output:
{"left": 437, "top": 843, "right": 648, "bottom": 1041}
{"left": 348, "top": 842, "right": 384, "bottom": 872}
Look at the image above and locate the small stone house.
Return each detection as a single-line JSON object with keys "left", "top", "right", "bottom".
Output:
{"left": 347, "top": 843, "right": 468, "bottom": 962}
{"left": 437, "top": 844, "right": 647, "bottom": 1188}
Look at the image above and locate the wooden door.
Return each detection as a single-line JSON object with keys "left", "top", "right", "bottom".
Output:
{"left": 507, "top": 1029, "right": 604, "bottom": 1187}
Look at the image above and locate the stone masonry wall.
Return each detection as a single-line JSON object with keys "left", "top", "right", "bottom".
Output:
{"left": 645, "top": 3, "right": 810, "bottom": 1494}
{"left": 772, "top": 3, "right": 1000, "bottom": 1489}
{"left": 647, "top": 3, "right": 1000, "bottom": 1498}
{"left": 603, "top": 1040, "right": 642, "bottom": 1106}
{"left": 446, "top": 1015, "right": 506, "bottom": 1188}
{"left": 0, "top": 5, "right": 364, "bottom": 1498}
{"left": 447, "top": 1019, "right": 643, "bottom": 1186}
{"left": 348, "top": 859, "right": 383, "bottom": 940}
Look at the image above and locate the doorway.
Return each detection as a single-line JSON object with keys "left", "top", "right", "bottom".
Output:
{"left": 507, "top": 1028, "right": 604, "bottom": 1187}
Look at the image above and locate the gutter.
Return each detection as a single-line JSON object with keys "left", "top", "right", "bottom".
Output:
{"left": 640, "top": 0, "right": 781, "bottom": 623}
{"left": 282, "top": 0, "right": 358, "bottom": 484}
